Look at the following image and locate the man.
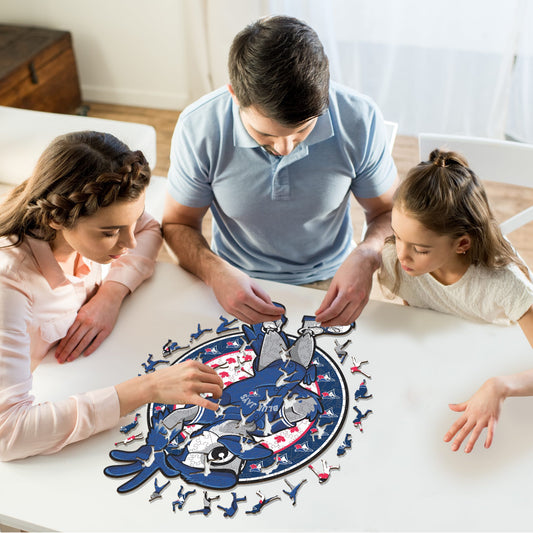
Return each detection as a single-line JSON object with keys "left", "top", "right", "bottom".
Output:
{"left": 162, "top": 15, "right": 398, "bottom": 326}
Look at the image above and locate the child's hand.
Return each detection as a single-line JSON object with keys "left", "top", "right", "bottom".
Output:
{"left": 443, "top": 377, "right": 506, "bottom": 453}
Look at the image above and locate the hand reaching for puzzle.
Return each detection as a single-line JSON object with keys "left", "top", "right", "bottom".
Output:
{"left": 314, "top": 248, "right": 374, "bottom": 327}
{"left": 443, "top": 377, "right": 506, "bottom": 453}
{"left": 148, "top": 360, "right": 223, "bottom": 411}
{"left": 208, "top": 262, "right": 283, "bottom": 324}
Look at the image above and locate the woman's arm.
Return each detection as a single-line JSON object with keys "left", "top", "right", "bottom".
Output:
{"left": 54, "top": 213, "right": 163, "bottom": 363}
{"left": 115, "top": 360, "right": 223, "bottom": 417}
{"left": 0, "top": 278, "right": 120, "bottom": 461}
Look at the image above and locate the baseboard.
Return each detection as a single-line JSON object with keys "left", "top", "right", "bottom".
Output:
{"left": 81, "top": 85, "right": 190, "bottom": 111}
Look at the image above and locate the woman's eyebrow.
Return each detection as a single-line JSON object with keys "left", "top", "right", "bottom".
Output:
{"left": 98, "top": 210, "right": 145, "bottom": 230}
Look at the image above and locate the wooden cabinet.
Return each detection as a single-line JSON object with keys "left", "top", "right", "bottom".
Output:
{"left": 0, "top": 24, "right": 82, "bottom": 114}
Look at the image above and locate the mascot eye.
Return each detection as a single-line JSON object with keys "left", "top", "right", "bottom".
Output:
{"left": 207, "top": 445, "right": 232, "bottom": 463}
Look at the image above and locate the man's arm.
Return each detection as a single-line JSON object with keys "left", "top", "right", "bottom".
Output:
{"left": 162, "top": 194, "right": 282, "bottom": 324}
{"left": 314, "top": 176, "right": 399, "bottom": 326}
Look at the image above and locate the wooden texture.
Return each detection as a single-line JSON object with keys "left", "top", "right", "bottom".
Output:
{"left": 85, "top": 102, "right": 533, "bottom": 281}
{"left": 0, "top": 25, "right": 81, "bottom": 114}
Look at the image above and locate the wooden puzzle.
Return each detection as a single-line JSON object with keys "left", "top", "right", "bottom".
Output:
{"left": 104, "top": 303, "right": 372, "bottom": 516}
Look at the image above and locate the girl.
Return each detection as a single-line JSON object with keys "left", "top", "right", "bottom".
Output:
{"left": 0, "top": 131, "right": 223, "bottom": 461}
{"left": 379, "top": 149, "right": 533, "bottom": 453}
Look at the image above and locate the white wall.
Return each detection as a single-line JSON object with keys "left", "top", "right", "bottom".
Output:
{"left": 0, "top": 0, "right": 190, "bottom": 110}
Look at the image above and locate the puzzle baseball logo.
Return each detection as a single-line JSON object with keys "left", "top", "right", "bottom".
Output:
{"left": 105, "top": 309, "right": 351, "bottom": 493}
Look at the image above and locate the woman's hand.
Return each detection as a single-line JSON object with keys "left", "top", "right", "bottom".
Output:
{"left": 55, "top": 281, "right": 129, "bottom": 363}
{"left": 116, "top": 359, "right": 224, "bottom": 416}
{"left": 148, "top": 359, "right": 224, "bottom": 410}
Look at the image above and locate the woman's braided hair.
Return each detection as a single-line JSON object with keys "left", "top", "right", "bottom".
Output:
{"left": 0, "top": 131, "right": 151, "bottom": 246}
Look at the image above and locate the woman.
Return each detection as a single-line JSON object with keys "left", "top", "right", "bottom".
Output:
{"left": 0, "top": 131, "right": 223, "bottom": 461}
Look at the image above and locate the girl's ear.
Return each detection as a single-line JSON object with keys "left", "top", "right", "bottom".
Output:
{"left": 49, "top": 220, "right": 63, "bottom": 231}
{"left": 456, "top": 235, "right": 472, "bottom": 255}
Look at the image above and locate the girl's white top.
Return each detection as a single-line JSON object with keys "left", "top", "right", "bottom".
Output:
{"left": 380, "top": 243, "right": 533, "bottom": 325}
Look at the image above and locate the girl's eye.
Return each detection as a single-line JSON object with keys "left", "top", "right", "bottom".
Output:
{"left": 102, "top": 231, "right": 119, "bottom": 238}
{"left": 414, "top": 248, "right": 429, "bottom": 255}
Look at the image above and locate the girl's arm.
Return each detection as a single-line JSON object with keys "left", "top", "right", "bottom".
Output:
{"left": 518, "top": 305, "right": 533, "bottom": 348}
{"left": 54, "top": 213, "right": 163, "bottom": 363}
{"left": 444, "top": 306, "right": 533, "bottom": 453}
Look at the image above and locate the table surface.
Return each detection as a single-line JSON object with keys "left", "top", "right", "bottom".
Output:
{"left": 1, "top": 261, "right": 532, "bottom": 532}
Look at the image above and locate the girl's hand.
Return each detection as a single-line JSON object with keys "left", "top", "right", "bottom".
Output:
{"left": 443, "top": 377, "right": 506, "bottom": 453}
{"left": 55, "top": 281, "right": 128, "bottom": 363}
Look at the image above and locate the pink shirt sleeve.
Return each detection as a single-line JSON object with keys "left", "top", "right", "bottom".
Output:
{"left": 0, "top": 274, "right": 120, "bottom": 461}
{"left": 104, "top": 211, "right": 163, "bottom": 292}
{"left": 0, "top": 212, "right": 161, "bottom": 461}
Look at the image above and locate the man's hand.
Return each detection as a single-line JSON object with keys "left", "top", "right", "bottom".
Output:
{"left": 55, "top": 281, "right": 129, "bottom": 363}
{"left": 208, "top": 262, "right": 283, "bottom": 325}
{"left": 314, "top": 246, "right": 378, "bottom": 327}
{"left": 314, "top": 180, "right": 397, "bottom": 327}
{"left": 162, "top": 201, "right": 280, "bottom": 325}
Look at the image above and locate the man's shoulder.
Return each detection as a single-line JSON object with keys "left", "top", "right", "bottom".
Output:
{"left": 180, "top": 86, "right": 232, "bottom": 120}
{"left": 329, "top": 81, "right": 379, "bottom": 117}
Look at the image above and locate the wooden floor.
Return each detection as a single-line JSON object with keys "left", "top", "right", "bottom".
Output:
{"left": 86, "top": 102, "right": 533, "bottom": 276}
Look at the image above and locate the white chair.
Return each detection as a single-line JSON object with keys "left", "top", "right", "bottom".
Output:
{"left": 418, "top": 133, "right": 533, "bottom": 235}
{"left": 0, "top": 106, "right": 167, "bottom": 222}
{"left": 384, "top": 120, "right": 398, "bottom": 155}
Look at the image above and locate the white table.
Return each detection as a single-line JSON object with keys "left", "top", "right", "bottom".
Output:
{"left": 1, "top": 261, "right": 532, "bottom": 532}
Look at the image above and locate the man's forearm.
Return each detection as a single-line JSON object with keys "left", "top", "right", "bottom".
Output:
{"left": 357, "top": 209, "right": 392, "bottom": 270}
{"left": 162, "top": 222, "right": 224, "bottom": 286}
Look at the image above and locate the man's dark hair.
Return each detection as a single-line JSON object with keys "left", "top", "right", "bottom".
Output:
{"left": 228, "top": 15, "right": 329, "bottom": 126}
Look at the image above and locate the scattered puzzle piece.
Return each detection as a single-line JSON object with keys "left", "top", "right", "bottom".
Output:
{"left": 283, "top": 478, "right": 307, "bottom": 505}
{"left": 149, "top": 478, "right": 170, "bottom": 502}
{"left": 141, "top": 354, "right": 169, "bottom": 373}
{"left": 337, "top": 433, "right": 352, "bottom": 456}
{"left": 350, "top": 356, "right": 371, "bottom": 379}
{"left": 216, "top": 315, "right": 240, "bottom": 334}
{"left": 217, "top": 492, "right": 247, "bottom": 517}
{"left": 245, "top": 491, "right": 280, "bottom": 514}
{"left": 354, "top": 379, "right": 372, "bottom": 400}
{"left": 308, "top": 459, "right": 339, "bottom": 484}
{"left": 114, "top": 432, "right": 143, "bottom": 446}
{"left": 353, "top": 405, "right": 373, "bottom": 432}
{"left": 119, "top": 413, "right": 140, "bottom": 434}
{"left": 189, "top": 491, "right": 220, "bottom": 516}
{"left": 190, "top": 324, "right": 213, "bottom": 342}
{"left": 172, "top": 486, "right": 196, "bottom": 511}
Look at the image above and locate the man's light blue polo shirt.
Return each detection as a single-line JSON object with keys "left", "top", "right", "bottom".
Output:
{"left": 168, "top": 82, "right": 397, "bottom": 284}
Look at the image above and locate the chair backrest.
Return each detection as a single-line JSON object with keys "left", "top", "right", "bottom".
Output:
{"left": 0, "top": 106, "right": 157, "bottom": 186}
{"left": 418, "top": 133, "right": 533, "bottom": 235}
{"left": 384, "top": 120, "right": 398, "bottom": 154}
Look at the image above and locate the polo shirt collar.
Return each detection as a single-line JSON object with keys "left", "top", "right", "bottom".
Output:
{"left": 27, "top": 237, "right": 90, "bottom": 289}
{"left": 232, "top": 100, "right": 334, "bottom": 149}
